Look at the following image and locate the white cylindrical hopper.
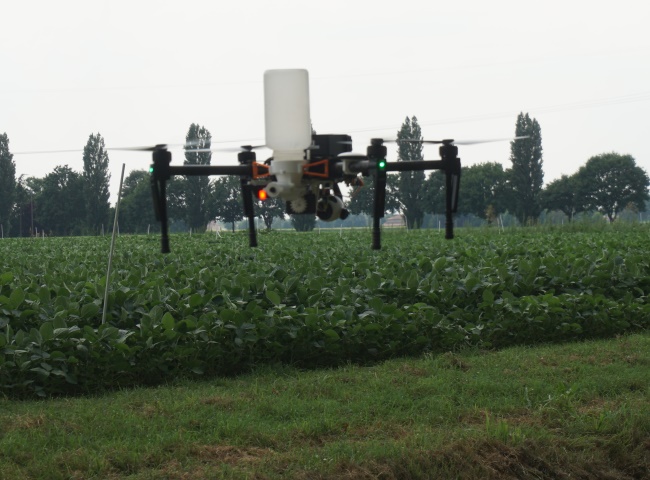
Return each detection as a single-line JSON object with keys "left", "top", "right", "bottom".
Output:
{"left": 264, "top": 69, "right": 311, "bottom": 155}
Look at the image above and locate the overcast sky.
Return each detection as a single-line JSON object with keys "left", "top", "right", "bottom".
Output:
{"left": 3, "top": 0, "right": 649, "bottom": 203}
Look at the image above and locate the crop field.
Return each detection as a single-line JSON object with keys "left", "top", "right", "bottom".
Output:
{"left": 1, "top": 226, "right": 650, "bottom": 398}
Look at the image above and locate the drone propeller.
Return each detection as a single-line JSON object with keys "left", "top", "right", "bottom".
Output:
{"left": 13, "top": 148, "right": 84, "bottom": 155}
{"left": 14, "top": 140, "right": 205, "bottom": 155}
{"left": 370, "top": 135, "right": 398, "bottom": 144}
{"left": 109, "top": 144, "right": 172, "bottom": 152}
{"left": 188, "top": 144, "right": 267, "bottom": 153}
{"left": 337, "top": 152, "right": 367, "bottom": 159}
{"left": 404, "top": 135, "right": 530, "bottom": 146}
{"left": 454, "top": 135, "right": 530, "bottom": 145}
{"left": 370, "top": 135, "right": 529, "bottom": 146}
{"left": 110, "top": 139, "right": 207, "bottom": 152}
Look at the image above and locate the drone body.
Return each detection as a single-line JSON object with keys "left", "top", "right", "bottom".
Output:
{"left": 149, "top": 69, "right": 480, "bottom": 253}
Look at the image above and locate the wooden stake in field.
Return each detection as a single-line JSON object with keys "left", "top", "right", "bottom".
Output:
{"left": 102, "top": 163, "right": 126, "bottom": 325}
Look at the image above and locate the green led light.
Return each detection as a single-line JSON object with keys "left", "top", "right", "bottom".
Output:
{"left": 378, "top": 160, "right": 386, "bottom": 169}
{"left": 149, "top": 166, "right": 154, "bottom": 173}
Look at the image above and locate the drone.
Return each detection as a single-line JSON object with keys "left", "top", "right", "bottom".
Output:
{"left": 145, "top": 69, "right": 525, "bottom": 253}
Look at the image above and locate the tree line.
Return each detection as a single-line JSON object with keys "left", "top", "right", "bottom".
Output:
{"left": 1, "top": 115, "right": 648, "bottom": 237}
{"left": 0, "top": 132, "right": 110, "bottom": 237}
{"left": 347, "top": 113, "right": 649, "bottom": 227}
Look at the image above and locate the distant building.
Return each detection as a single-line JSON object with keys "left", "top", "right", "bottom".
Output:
{"left": 206, "top": 220, "right": 224, "bottom": 232}
{"left": 383, "top": 215, "right": 405, "bottom": 228}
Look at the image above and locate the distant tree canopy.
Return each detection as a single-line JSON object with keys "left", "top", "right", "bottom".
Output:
{"left": 396, "top": 116, "right": 426, "bottom": 229}
{"left": 458, "top": 162, "right": 508, "bottom": 221}
{"left": 423, "top": 171, "right": 445, "bottom": 216}
{"left": 574, "top": 153, "right": 649, "bottom": 222}
{"left": 82, "top": 133, "right": 111, "bottom": 233}
{"left": 0, "top": 133, "right": 16, "bottom": 234}
{"left": 38, "top": 165, "right": 86, "bottom": 236}
{"left": 541, "top": 174, "right": 580, "bottom": 221}
{"left": 347, "top": 174, "right": 399, "bottom": 219}
{"left": 256, "top": 196, "right": 284, "bottom": 230}
{"left": 509, "top": 113, "right": 543, "bottom": 225}
{"left": 118, "top": 170, "right": 157, "bottom": 233}
{"left": 290, "top": 213, "right": 316, "bottom": 232}
{"left": 210, "top": 175, "right": 243, "bottom": 232}
{"left": 10, "top": 175, "right": 33, "bottom": 237}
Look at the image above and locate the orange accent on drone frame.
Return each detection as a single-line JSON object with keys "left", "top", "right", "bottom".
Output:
{"left": 252, "top": 162, "right": 270, "bottom": 179}
{"left": 302, "top": 159, "right": 329, "bottom": 178}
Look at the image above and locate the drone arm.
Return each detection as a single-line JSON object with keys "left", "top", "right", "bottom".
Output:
{"left": 334, "top": 159, "right": 445, "bottom": 177}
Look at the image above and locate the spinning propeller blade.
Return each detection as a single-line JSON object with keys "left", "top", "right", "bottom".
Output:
{"left": 109, "top": 145, "right": 168, "bottom": 152}
{"left": 14, "top": 148, "right": 83, "bottom": 155}
{"left": 337, "top": 152, "right": 367, "bottom": 160}
{"left": 15, "top": 140, "right": 206, "bottom": 155}
{"left": 452, "top": 136, "right": 530, "bottom": 145}
{"left": 110, "top": 140, "right": 205, "bottom": 152}
{"left": 188, "top": 144, "right": 267, "bottom": 153}
{"left": 394, "top": 135, "right": 530, "bottom": 145}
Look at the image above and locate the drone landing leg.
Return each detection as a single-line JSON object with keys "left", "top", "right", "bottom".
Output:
{"left": 368, "top": 140, "right": 388, "bottom": 250}
{"left": 159, "top": 181, "right": 171, "bottom": 253}
{"left": 150, "top": 177, "right": 171, "bottom": 253}
{"left": 150, "top": 147, "right": 172, "bottom": 253}
{"left": 241, "top": 180, "right": 258, "bottom": 248}
{"left": 372, "top": 171, "right": 387, "bottom": 250}
{"left": 439, "top": 143, "right": 460, "bottom": 241}
{"left": 444, "top": 171, "right": 454, "bottom": 240}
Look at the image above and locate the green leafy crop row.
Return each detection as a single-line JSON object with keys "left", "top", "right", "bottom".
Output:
{"left": 1, "top": 228, "right": 649, "bottom": 397}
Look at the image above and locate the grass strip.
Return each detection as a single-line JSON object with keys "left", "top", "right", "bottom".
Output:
{"left": 1, "top": 333, "right": 648, "bottom": 479}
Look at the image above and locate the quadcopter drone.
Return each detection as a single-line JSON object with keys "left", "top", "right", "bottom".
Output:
{"left": 147, "top": 69, "right": 524, "bottom": 253}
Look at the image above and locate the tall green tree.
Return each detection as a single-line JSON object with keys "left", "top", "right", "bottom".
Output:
{"left": 37, "top": 166, "right": 86, "bottom": 235}
{"left": 118, "top": 170, "right": 158, "bottom": 233}
{"left": 508, "top": 113, "right": 543, "bottom": 225}
{"left": 184, "top": 124, "right": 212, "bottom": 231}
{"left": 290, "top": 214, "right": 316, "bottom": 232}
{"left": 166, "top": 176, "right": 187, "bottom": 225}
{"left": 575, "top": 153, "right": 649, "bottom": 222}
{"left": 541, "top": 174, "right": 580, "bottom": 221}
{"left": 9, "top": 175, "right": 31, "bottom": 236}
{"left": 15, "top": 176, "right": 45, "bottom": 236}
{"left": 256, "top": 197, "right": 284, "bottom": 230}
{"left": 0, "top": 133, "right": 16, "bottom": 235}
{"left": 396, "top": 116, "right": 426, "bottom": 229}
{"left": 82, "top": 133, "right": 111, "bottom": 234}
{"left": 458, "top": 162, "right": 508, "bottom": 220}
{"left": 423, "top": 171, "right": 445, "bottom": 216}
{"left": 210, "top": 176, "right": 243, "bottom": 232}
{"left": 346, "top": 174, "right": 399, "bottom": 219}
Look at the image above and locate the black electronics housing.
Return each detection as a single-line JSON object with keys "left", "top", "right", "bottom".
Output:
{"left": 310, "top": 134, "right": 352, "bottom": 159}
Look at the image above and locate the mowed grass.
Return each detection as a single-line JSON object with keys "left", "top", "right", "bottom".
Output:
{"left": 1, "top": 333, "right": 648, "bottom": 479}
